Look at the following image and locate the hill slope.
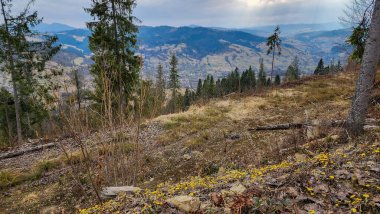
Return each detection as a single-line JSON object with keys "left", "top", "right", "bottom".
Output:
{"left": 51, "top": 26, "right": 351, "bottom": 86}
{"left": 1, "top": 71, "right": 380, "bottom": 213}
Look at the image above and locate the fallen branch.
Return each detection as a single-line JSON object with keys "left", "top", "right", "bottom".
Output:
{"left": 248, "top": 120, "right": 346, "bottom": 132}
{"left": 0, "top": 142, "right": 56, "bottom": 160}
{"left": 248, "top": 123, "right": 304, "bottom": 131}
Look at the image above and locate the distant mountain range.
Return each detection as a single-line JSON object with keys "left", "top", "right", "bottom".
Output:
{"left": 41, "top": 22, "right": 352, "bottom": 87}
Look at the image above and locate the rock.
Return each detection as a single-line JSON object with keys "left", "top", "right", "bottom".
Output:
{"left": 314, "top": 183, "right": 329, "bottom": 194}
{"left": 285, "top": 187, "right": 298, "bottom": 198}
{"left": 101, "top": 186, "right": 141, "bottom": 199}
{"left": 192, "top": 151, "right": 203, "bottom": 159}
{"left": 295, "top": 153, "right": 308, "bottom": 162}
{"left": 367, "top": 161, "right": 380, "bottom": 173}
{"left": 217, "top": 167, "right": 226, "bottom": 176}
{"left": 335, "top": 169, "right": 350, "bottom": 179}
{"left": 166, "top": 196, "right": 201, "bottom": 213}
{"left": 200, "top": 201, "right": 213, "bottom": 210}
{"left": 226, "top": 134, "right": 240, "bottom": 140}
{"left": 306, "top": 125, "right": 320, "bottom": 140}
{"left": 229, "top": 183, "right": 246, "bottom": 195}
{"left": 183, "top": 154, "right": 191, "bottom": 160}
{"left": 331, "top": 135, "right": 339, "bottom": 141}
{"left": 364, "top": 125, "right": 380, "bottom": 131}
{"left": 41, "top": 206, "right": 62, "bottom": 214}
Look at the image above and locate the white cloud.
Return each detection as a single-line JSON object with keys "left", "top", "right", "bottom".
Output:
{"left": 9, "top": 0, "right": 346, "bottom": 28}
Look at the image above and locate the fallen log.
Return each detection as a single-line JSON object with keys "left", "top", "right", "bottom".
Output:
{"left": 248, "top": 120, "right": 346, "bottom": 132}
{"left": 248, "top": 123, "right": 304, "bottom": 131}
{"left": 0, "top": 142, "right": 56, "bottom": 160}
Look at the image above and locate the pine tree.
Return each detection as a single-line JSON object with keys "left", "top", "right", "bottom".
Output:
{"left": 314, "top": 58, "right": 325, "bottom": 75}
{"left": 285, "top": 56, "right": 301, "bottom": 81}
{"left": 169, "top": 54, "right": 180, "bottom": 112}
{"left": 258, "top": 58, "right": 267, "bottom": 88}
{"left": 0, "top": 0, "right": 59, "bottom": 142}
{"left": 274, "top": 75, "right": 281, "bottom": 85}
{"left": 266, "top": 25, "right": 282, "bottom": 80}
{"left": 247, "top": 66, "right": 256, "bottom": 90}
{"left": 183, "top": 88, "right": 191, "bottom": 111}
{"left": 72, "top": 67, "right": 84, "bottom": 110}
{"left": 155, "top": 64, "right": 166, "bottom": 112}
{"left": 85, "top": 0, "right": 140, "bottom": 119}
{"left": 196, "top": 79, "right": 202, "bottom": 97}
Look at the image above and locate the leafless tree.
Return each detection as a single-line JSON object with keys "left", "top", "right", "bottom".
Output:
{"left": 340, "top": 0, "right": 375, "bottom": 27}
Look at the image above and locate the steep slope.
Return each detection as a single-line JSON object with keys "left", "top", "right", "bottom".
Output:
{"left": 2, "top": 70, "right": 379, "bottom": 213}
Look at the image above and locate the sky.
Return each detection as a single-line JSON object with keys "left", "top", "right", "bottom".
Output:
{"left": 13, "top": 0, "right": 347, "bottom": 28}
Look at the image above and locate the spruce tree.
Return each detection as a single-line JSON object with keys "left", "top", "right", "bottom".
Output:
{"left": 285, "top": 56, "right": 301, "bottom": 81}
{"left": 258, "top": 58, "right": 267, "bottom": 88}
{"left": 274, "top": 75, "right": 281, "bottom": 85}
{"left": 266, "top": 25, "right": 282, "bottom": 80}
{"left": 169, "top": 54, "right": 180, "bottom": 112}
{"left": 183, "top": 88, "right": 191, "bottom": 111}
{"left": 314, "top": 58, "right": 325, "bottom": 75}
{"left": 196, "top": 79, "right": 202, "bottom": 97}
{"left": 85, "top": 0, "right": 140, "bottom": 118}
{"left": 0, "top": 0, "right": 59, "bottom": 142}
{"left": 155, "top": 63, "right": 166, "bottom": 112}
{"left": 247, "top": 66, "right": 256, "bottom": 90}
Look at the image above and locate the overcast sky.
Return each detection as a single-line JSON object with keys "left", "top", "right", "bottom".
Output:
{"left": 14, "top": 0, "right": 346, "bottom": 28}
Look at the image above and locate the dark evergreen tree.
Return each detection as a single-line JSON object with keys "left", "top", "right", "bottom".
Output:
{"left": 314, "top": 58, "right": 325, "bottom": 75}
{"left": 85, "top": 0, "right": 140, "bottom": 118}
{"left": 285, "top": 56, "right": 301, "bottom": 81}
{"left": 196, "top": 79, "right": 202, "bottom": 97}
{"left": 258, "top": 58, "right": 267, "bottom": 87}
{"left": 0, "top": 0, "right": 59, "bottom": 142}
{"left": 183, "top": 88, "right": 191, "bottom": 111}
{"left": 155, "top": 63, "right": 166, "bottom": 112}
{"left": 274, "top": 75, "right": 281, "bottom": 85}
{"left": 169, "top": 54, "right": 180, "bottom": 112}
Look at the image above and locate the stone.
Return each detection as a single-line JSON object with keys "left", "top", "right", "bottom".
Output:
{"left": 306, "top": 125, "right": 320, "bottom": 140}
{"left": 230, "top": 183, "right": 246, "bottom": 195}
{"left": 166, "top": 196, "right": 201, "bottom": 213}
{"left": 314, "top": 183, "right": 329, "bottom": 194}
{"left": 101, "top": 186, "right": 141, "bottom": 199}
{"left": 183, "top": 154, "right": 191, "bottom": 160}
{"left": 285, "top": 187, "right": 298, "bottom": 198}
{"left": 217, "top": 167, "right": 226, "bottom": 176}
{"left": 200, "top": 201, "right": 212, "bottom": 210}
{"left": 295, "top": 153, "right": 308, "bottom": 162}
{"left": 335, "top": 169, "right": 350, "bottom": 179}
{"left": 364, "top": 125, "right": 380, "bottom": 131}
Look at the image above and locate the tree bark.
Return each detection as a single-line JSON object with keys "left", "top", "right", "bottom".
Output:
{"left": 347, "top": 0, "right": 380, "bottom": 136}
{"left": 271, "top": 46, "right": 275, "bottom": 81}
{"left": 4, "top": 105, "right": 12, "bottom": 141}
{"left": 1, "top": 0, "right": 23, "bottom": 143}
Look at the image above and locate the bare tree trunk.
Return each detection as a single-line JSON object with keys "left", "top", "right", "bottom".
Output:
{"left": 110, "top": 0, "right": 124, "bottom": 122}
{"left": 347, "top": 0, "right": 380, "bottom": 136}
{"left": 271, "top": 46, "right": 275, "bottom": 81}
{"left": 4, "top": 105, "right": 12, "bottom": 141}
{"left": 1, "top": 0, "right": 22, "bottom": 143}
{"left": 73, "top": 68, "right": 82, "bottom": 110}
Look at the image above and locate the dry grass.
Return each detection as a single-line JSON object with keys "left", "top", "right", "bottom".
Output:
{"left": 2, "top": 70, "right": 374, "bottom": 213}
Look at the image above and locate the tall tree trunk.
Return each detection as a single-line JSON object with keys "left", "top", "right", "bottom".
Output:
{"left": 347, "top": 0, "right": 380, "bottom": 136}
{"left": 73, "top": 68, "right": 82, "bottom": 110}
{"left": 271, "top": 46, "right": 275, "bottom": 81}
{"left": 1, "top": 0, "right": 22, "bottom": 143}
{"left": 110, "top": 0, "right": 124, "bottom": 122}
{"left": 4, "top": 106, "right": 12, "bottom": 141}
